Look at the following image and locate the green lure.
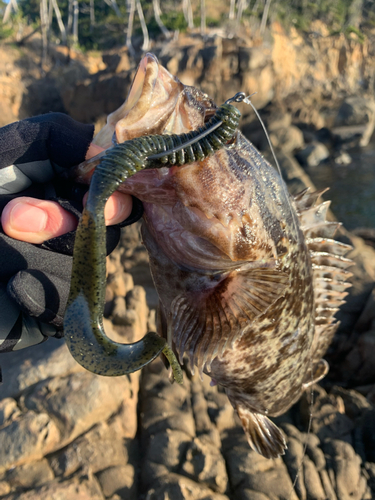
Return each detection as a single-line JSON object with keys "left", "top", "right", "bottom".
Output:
{"left": 64, "top": 98, "right": 243, "bottom": 382}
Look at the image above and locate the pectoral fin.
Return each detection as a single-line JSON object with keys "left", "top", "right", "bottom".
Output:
{"left": 171, "top": 266, "right": 288, "bottom": 375}
{"left": 236, "top": 404, "right": 287, "bottom": 459}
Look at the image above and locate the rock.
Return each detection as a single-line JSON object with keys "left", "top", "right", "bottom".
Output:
{"left": 243, "top": 65, "right": 274, "bottom": 109}
{"left": 303, "top": 456, "right": 326, "bottom": 500}
{"left": 295, "top": 142, "right": 330, "bottom": 167}
{"left": 270, "top": 125, "right": 304, "bottom": 154}
{"left": 102, "top": 50, "right": 130, "bottom": 73}
{"left": 191, "top": 374, "right": 217, "bottom": 437}
{"left": 331, "top": 387, "right": 371, "bottom": 420}
{"left": 299, "top": 386, "right": 354, "bottom": 443}
{"left": 143, "top": 429, "right": 192, "bottom": 489}
{"left": 146, "top": 473, "right": 230, "bottom": 500}
{"left": 334, "top": 97, "right": 375, "bottom": 147}
{"left": 0, "top": 340, "right": 82, "bottom": 400}
{"left": 0, "top": 481, "right": 10, "bottom": 496}
{"left": 306, "top": 442, "right": 326, "bottom": 472}
{"left": 126, "top": 286, "right": 149, "bottom": 335}
{"left": 96, "top": 464, "right": 136, "bottom": 498}
{"left": 5, "top": 459, "right": 54, "bottom": 489}
{"left": 110, "top": 296, "right": 129, "bottom": 325}
{"left": 352, "top": 229, "right": 375, "bottom": 250}
{"left": 323, "top": 440, "right": 367, "bottom": 500}
{"left": 236, "top": 490, "right": 271, "bottom": 500}
{"left": 283, "top": 437, "right": 307, "bottom": 500}
{"left": 106, "top": 272, "right": 128, "bottom": 298}
{"left": 148, "top": 309, "right": 157, "bottom": 332}
{"left": 48, "top": 423, "right": 129, "bottom": 477}
{"left": 0, "top": 411, "right": 60, "bottom": 473}
{"left": 238, "top": 46, "right": 271, "bottom": 72}
{"left": 272, "top": 150, "right": 318, "bottom": 196}
{"left": 140, "top": 361, "right": 195, "bottom": 438}
{"left": 266, "top": 110, "right": 293, "bottom": 132}
{"left": 223, "top": 429, "right": 298, "bottom": 500}
{"left": 0, "top": 398, "right": 21, "bottom": 427}
{"left": 334, "top": 151, "right": 352, "bottom": 165}
{"left": 181, "top": 436, "right": 228, "bottom": 493}
{"left": 318, "top": 469, "right": 337, "bottom": 500}
{"left": 0, "top": 475, "right": 105, "bottom": 500}
{"left": 206, "top": 395, "right": 236, "bottom": 433}
{"left": 20, "top": 371, "right": 132, "bottom": 446}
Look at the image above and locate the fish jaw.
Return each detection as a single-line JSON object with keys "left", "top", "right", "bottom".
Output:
{"left": 93, "top": 52, "right": 216, "bottom": 149}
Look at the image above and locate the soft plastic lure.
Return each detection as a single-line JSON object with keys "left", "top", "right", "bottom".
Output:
{"left": 63, "top": 95, "right": 244, "bottom": 382}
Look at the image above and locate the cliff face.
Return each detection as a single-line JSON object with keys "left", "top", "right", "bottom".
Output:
{"left": 0, "top": 21, "right": 374, "bottom": 129}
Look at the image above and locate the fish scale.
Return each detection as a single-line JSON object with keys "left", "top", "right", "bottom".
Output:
{"left": 71, "top": 53, "right": 353, "bottom": 459}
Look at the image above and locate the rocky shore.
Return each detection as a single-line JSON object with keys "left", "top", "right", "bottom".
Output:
{"left": 0, "top": 23, "right": 375, "bottom": 499}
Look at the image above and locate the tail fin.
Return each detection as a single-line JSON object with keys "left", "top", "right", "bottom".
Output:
{"left": 236, "top": 404, "right": 287, "bottom": 459}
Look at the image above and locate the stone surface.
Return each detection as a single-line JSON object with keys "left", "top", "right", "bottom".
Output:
{"left": 334, "top": 96, "right": 375, "bottom": 147}
{"left": 182, "top": 436, "right": 228, "bottom": 493}
{"left": 48, "top": 423, "right": 129, "bottom": 477}
{"left": 0, "top": 398, "right": 21, "bottom": 427}
{"left": 146, "top": 473, "right": 230, "bottom": 500}
{"left": 1, "top": 475, "right": 105, "bottom": 500}
{"left": 323, "top": 440, "right": 367, "bottom": 500}
{"left": 0, "top": 411, "right": 60, "bottom": 473}
{"left": 0, "top": 340, "right": 82, "bottom": 400}
{"left": 20, "top": 371, "right": 131, "bottom": 445}
{"left": 4, "top": 459, "right": 54, "bottom": 490}
{"left": 295, "top": 141, "right": 330, "bottom": 167}
{"left": 96, "top": 464, "right": 136, "bottom": 498}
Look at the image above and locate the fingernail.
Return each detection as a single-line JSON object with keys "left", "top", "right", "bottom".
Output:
{"left": 10, "top": 201, "right": 48, "bottom": 232}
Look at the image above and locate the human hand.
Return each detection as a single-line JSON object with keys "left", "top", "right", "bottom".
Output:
{"left": 1, "top": 143, "right": 133, "bottom": 244}
{"left": 0, "top": 113, "right": 142, "bottom": 363}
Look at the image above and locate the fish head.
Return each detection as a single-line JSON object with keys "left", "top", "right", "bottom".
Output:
{"left": 93, "top": 52, "right": 217, "bottom": 148}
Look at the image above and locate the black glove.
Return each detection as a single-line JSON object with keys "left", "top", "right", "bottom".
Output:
{"left": 0, "top": 113, "right": 143, "bottom": 370}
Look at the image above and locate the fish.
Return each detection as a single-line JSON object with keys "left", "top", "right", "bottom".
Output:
{"left": 73, "top": 53, "right": 353, "bottom": 459}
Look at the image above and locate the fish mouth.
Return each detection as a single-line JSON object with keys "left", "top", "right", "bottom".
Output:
{"left": 93, "top": 53, "right": 217, "bottom": 149}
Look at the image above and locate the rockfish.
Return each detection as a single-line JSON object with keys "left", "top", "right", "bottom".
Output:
{"left": 75, "top": 53, "right": 353, "bottom": 458}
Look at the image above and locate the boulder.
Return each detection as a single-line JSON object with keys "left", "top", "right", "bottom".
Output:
{"left": 334, "top": 97, "right": 375, "bottom": 147}
{"left": 295, "top": 142, "right": 330, "bottom": 167}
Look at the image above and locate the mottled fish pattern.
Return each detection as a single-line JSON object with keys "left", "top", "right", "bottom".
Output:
{"left": 76, "top": 53, "right": 353, "bottom": 458}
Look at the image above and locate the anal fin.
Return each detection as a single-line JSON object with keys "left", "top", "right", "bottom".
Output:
{"left": 236, "top": 404, "right": 287, "bottom": 459}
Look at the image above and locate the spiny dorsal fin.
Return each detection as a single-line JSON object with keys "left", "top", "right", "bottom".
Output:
{"left": 310, "top": 251, "right": 353, "bottom": 270}
{"left": 294, "top": 188, "right": 353, "bottom": 364}
{"left": 235, "top": 404, "right": 287, "bottom": 458}
{"left": 303, "top": 221, "right": 342, "bottom": 239}
{"left": 171, "top": 266, "right": 288, "bottom": 376}
{"left": 294, "top": 187, "right": 329, "bottom": 212}
{"left": 306, "top": 237, "right": 352, "bottom": 256}
{"left": 299, "top": 201, "right": 331, "bottom": 228}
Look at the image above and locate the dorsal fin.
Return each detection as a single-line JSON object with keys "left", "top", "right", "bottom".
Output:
{"left": 294, "top": 188, "right": 353, "bottom": 364}
{"left": 171, "top": 265, "right": 288, "bottom": 376}
{"left": 294, "top": 187, "right": 329, "bottom": 211}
